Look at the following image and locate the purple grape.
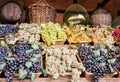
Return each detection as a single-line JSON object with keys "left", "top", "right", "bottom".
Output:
{"left": 78, "top": 45, "right": 120, "bottom": 82}
{"left": 0, "top": 24, "right": 18, "bottom": 38}
{"left": 3, "top": 41, "right": 42, "bottom": 82}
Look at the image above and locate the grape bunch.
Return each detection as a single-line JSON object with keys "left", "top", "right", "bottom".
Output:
{"left": 106, "top": 49, "right": 120, "bottom": 71}
{"left": 112, "top": 28, "right": 120, "bottom": 42}
{"left": 3, "top": 41, "right": 42, "bottom": 82}
{"left": 5, "top": 23, "right": 41, "bottom": 45}
{"left": 0, "top": 24, "right": 18, "bottom": 38}
{"left": 41, "top": 22, "right": 67, "bottom": 46}
{"left": 5, "top": 59, "right": 18, "bottom": 82}
{"left": 112, "top": 29, "right": 120, "bottom": 41}
{"left": 0, "top": 46, "right": 8, "bottom": 62}
{"left": 78, "top": 45, "right": 120, "bottom": 82}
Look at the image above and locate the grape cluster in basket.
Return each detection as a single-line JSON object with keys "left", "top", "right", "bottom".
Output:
{"left": 112, "top": 28, "right": 120, "bottom": 42}
{"left": 0, "top": 24, "right": 18, "bottom": 38}
{"left": 1, "top": 41, "right": 42, "bottom": 82}
{"left": 78, "top": 45, "right": 120, "bottom": 82}
{"left": 41, "top": 22, "right": 67, "bottom": 46}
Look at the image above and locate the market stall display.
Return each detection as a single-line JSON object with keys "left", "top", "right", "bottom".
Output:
{"left": 0, "top": 22, "right": 118, "bottom": 82}
{"left": 0, "top": 0, "right": 120, "bottom": 82}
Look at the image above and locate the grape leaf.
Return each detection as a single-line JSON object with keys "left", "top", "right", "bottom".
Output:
{"left": 41, "top": 68, "right": 47, "bottom": 77}
{"left": 31, "top": 43, "right": 39, "bottom": 50}
{"left": 19, "top": 69, "right": 27, "bottom": 79}
{"left": 26, "top": 49, "right": 33, "bottom": 54}
{"left": 109, "top": 64, "right": 114, "bottom": 73}
{"left": 5, "top": 57, "right": 15, "bottom": 61}
{"left": 96, "top": 56, "right": 104, "bottom": 61}
{"left": 31, "top": 58, "right": 39, "bottom": 62}
{"left": 0, "top": 62, "right": 6, "bottom": 70}
{"left": 107, "top": 58, "right": 116, "bottom": 64}
{"left": 33, "top": 54, "right": 41, "bottom": 58}
{"left": 31, "top": 73, "right": 36, "bottom": 82}
{"left": 93, "top": 50, "right": 100, "bottom": 57}
{"left": 25, "top": 62, "right": 32, "bottom": 69}
{"left": 99, "top": 62, "right": 106, "bottom": 67}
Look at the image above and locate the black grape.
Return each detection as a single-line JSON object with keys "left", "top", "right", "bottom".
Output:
{"left": 0, "top": 24, "right": 18, "bottom": 38}
{"left": 78, "top": 45, "right": 120, "bottom": 82}
{"left": 2, "top": 41, "right": 42, "bottom": 82}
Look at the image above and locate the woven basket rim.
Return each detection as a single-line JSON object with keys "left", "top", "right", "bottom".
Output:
{"left": 29, "top": 0, "right": 55, "bottom": 10}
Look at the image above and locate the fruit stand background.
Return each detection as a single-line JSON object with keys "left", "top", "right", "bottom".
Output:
{"left": 0, "top": 0, "right": 120, "bottom": 24}
{"left": 0, "top": 0, "right": 119, "bottom": 82}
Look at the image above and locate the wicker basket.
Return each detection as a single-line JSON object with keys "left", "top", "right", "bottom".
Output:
{"left": 29, "top": 0, "right": 56, "bottom": 24}
{"left": 90, "top": 8, "right": 112, "bottom": 26}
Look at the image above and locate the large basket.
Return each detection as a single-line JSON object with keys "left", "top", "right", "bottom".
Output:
{"left": 29, "top": 0, "right": 56, "bottom": 24}
{"left": 90, "top": 8, "right": 112, "bottom": 26}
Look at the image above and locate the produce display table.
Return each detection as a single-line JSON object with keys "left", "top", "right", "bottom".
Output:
{"left": 0, "top": 77, "right": 120, "bottom": 82}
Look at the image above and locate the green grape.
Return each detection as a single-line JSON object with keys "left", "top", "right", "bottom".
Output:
{"left": 57, "top": 31, "right": 67, "bottom": 40}
{"left": 40, "top": 22, "right": 67, "bottom": 46}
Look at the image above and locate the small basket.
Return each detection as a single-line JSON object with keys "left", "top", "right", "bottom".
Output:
{"left": 29, "top": 0, "right": 56, "bottom": 24}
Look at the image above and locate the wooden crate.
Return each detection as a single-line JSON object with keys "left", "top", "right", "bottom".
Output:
{"left": 45, "top": 53, "right": 72, "bottom": 76}
{"left": 0, "top": 55, "right": 43, "bottom": 81}
{"left": 76, "top": 54, "right": 118, "bottom": 78}
{"left": 45, "top": 46, "right": 80, "bottom": 76}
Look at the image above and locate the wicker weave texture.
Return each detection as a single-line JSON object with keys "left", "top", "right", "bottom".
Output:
{"left": 29, "top": 0, "right": 56, "bottom": 24}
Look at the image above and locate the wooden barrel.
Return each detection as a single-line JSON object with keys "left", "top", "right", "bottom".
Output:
{"left": 0, "top": 1, "right": 26, "bottom": 24}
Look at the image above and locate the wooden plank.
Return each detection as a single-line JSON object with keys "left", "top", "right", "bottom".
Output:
{"left": 0, "top": 78, "right": 20, "bottom": 82}
{"left": 0, "top": 77, "right": 120, "bottom": 82}
{"left": 100, "top": 78, "right": 120, "bottom": 82}
{"left": 34, "top": 77, "right": 93, "bottom": 82}
{"left": 19, "top": 79, "right": 30, "bottom": 82}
